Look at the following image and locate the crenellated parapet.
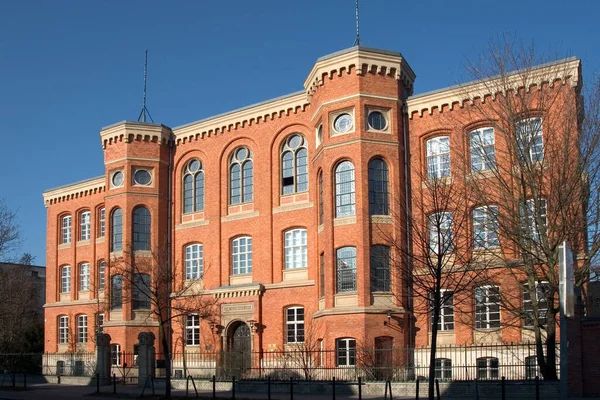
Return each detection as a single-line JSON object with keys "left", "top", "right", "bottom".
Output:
{"left": 303, "top": 46, "right": 416, "bottom": 99}
{"left": 42, "top": 176, "right": 105, "bottom": 207}
{"left": 100, "top": 121, "right": 173, "bottom": 149}
{"left": 407, "top": 57, "right": 581, "bottom": 119}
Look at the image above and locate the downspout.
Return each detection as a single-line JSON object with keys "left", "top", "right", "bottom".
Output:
{"left": 401, "top": 92, "right": 414, "bottom": 347}
{"left": 167, "top": 133, "right": 175, "bottom": 368}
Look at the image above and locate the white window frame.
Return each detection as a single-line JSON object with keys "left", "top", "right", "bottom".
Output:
{"left": 335, "top": 161, "right": 356, "bottom": 217}
{"left": 429, "top": 212, "right": 453, "bottom": 254}
{"left": 473, "top": 206, "right": 499, "bottom": 249}
{"left": 431, "top": 290, "right": 454, "bottom": 331}
{"left": 185, "top": 244, "right": 204, "bottom": 280}
{"left": 284, "top": 229, "right": 307, "bottom": 269}
{"left": 62, "top": 215, "right": 72, "bottom": 244}
{"left": 111, "top": 344, "right": 121, "bottom": 366}
{"left": 516, "top": 117, "right": 544, "bottom": 162}
{"left": 232, "top": 236, "right": 252, "bottom": 275}
{"left": 426, "top": 136, "right": 450, "bottom": 179}
{"left": 185, "top": 314, "right": 200, "bottom": 346}
{"left": 286, "top": 307, "right": 305, "bottom": 344}
{"left": 470, "top": 127, "right": 496, "bottom": 171}
{"left": 80, "top": 211, "right": 90, "bottom": 241}
{"left": 522, "top": 281, "right": 550, "bottom": 328}
{"left": 98, "top": 261, "right": 105, "bottom": 291}
{"left": 79, "top": 263, "right": 90, "bottom": 291}
{"left": 336, "top": 338, "right": 356, "bottom": 367}
{"left": 61, "top": 265, "right": 71, "bottom": 293}
{"left": 77, "top": 315, "right": 88, "bottom": 343}
{"left": 59, "top": 316, "right": 68, "bottom": 344}
{"left": 522, "top": 198, "right": 547, "bottom": 243}
{"left": 475, "top": 286, "right": 501, "bottom": 329}
{"left": 99, "top": 208, "right": 105, "bottom": 238}
{"left": 435, "top": 358, "right": 452, "bottom": 380}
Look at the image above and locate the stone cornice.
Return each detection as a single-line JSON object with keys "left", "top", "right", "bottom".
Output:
{"left": 208, "top": 283, "right": 265, "bottom": 299}
{"left": 304, "top": 46, "right": 416, "bottom": 99}
{"left": 173, "top": 92, "right": 308, "bottom": 144}
{"left": 100, "top": 121, "right": 173, "bottom": 149}
{"left": 43, "top": 176, "right": 105, "bottom": 207}
{"left": 407, "top": 57, "right": 581, "bottom": 119}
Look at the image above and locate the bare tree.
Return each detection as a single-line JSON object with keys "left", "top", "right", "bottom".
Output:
{"left": 0, "top": 199, "right": 22, "bottom": 262}
{"left": 444, "top": 37, "right": 600, "bottom": 380}
{"left": 279, "top": 318, "right": 325, "bottom": 380}
{"left": 109, "top": 245, "right": 217, "bottom": 398}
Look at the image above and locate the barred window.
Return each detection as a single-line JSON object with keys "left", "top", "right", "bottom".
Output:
{"left": 286, "top": 307, "right": 305, "bottom": 344}
{"left": 186, "top": 314, "right": 200, "bottom": 346}
{"left": 281, "top": 134, "right": 308, "bottom": 195}
{"left": 429, "top": 212, "right": 453, "bottom": 254}
{"left": 336, "top": 338, "right": 356, "bottom": 366}
{"left": 516, "top": 117, "right": 543, "bottom": 162}
{"left": 183, "top": 159, "right": 205, "bottom": 213}
{"left": 230, "top": 147, "right": 253, "bottom": 205}
{"left": 435, "top": 358, "right": 452, "bottom": 380}
{"left": 473, "top": 206, "right": 499, "bottom": 249}
{"left": 431, "top": 290, "right": 454, "bottom": 331}
{"left": 133, "top": 273, "right": 151, "bottom": 310}
{"left": 336, "top": 247, "right": 357, "bottom": 293}
{"left": 133, "top": 207, "right": 151, "bottom": 251}
{"left": 335, "top": 161, "right": 355, "bottom": 217}
{"left": 111, "top": 208, "right": 123, "bottom": 252}
{"left": 79, "top": 263, "right": 90, "bottom": 291}
{"left": 80, "top": 211, "right": 91, "bottom": 241}
{"left": 185, "top": 244, "right": 204, "bottom": 280}
{"left": 77, "top": 315, "right": 88, "bottom": 343}
{"left": 232, "top": 236, "right": 252, "bottom": 275}
{"left": 426, "top": 136, "right": 450, "bottom": 179}
{"left": 470, "top": 127, "right": 496, "bottom": 171}
{"left": 523, "top": 282, "right": 550, "bottom": 328}
{"left": 368, "top": 158, "right": 389, "bottom": 215}
{"left": 284, "top": 229, "right": 307, "bottom": 269}
{"left": 476, "top": 357, "right": 499, "bottom": 380}
{"left": 525, "top": 356, "right": 539, "bottom": 379}
{"left": 99, "top": 208, "right": 105, "bottom": 238}
{"left": 370, "top": 245, "right": 390, "bottom": 292}
{"left": 475, "top": 286, "right": 500, "bottom": 329}
{"left": 98, "top": 261, "right": 106, "bottom": 290}
{"left": 61, "top": 265, "right": 71, "bottom": 293}
{"left": 61, "top": 215, "right": 72, "bottom": 244}
{"left": 58, "top": 316, "right": 68, "bottom": 344}
{"left": 111, "top": 275, "right": 123, "bottom": 310}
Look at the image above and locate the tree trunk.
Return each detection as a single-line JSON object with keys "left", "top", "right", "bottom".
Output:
{"left": 542, "top": 311, "right": 559, "bottom": 380}
{"left": 428, "top": 289, "right": 441, "bottom": 400}
{"left": 160, "top": 322, "right": 172, "bottom": 398}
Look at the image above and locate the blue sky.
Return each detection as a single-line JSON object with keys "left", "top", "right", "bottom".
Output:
{"left": 1, "top": 0, "right": 599, "bottom": 266}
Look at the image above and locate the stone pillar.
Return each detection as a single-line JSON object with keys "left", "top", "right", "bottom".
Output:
{"left": 137, "top": 332, "right": 156, "bottom": 386}
{"left": 95, "top": 333, "right": 112, "bottom": 384}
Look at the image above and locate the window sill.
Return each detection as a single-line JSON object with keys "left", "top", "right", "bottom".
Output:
{"left": 76, "top": 240, "right": 90, "bottom": 247}
{"left": 221, "top": 210, "right": 259, "bottom": 223}
{"left": 468, "top": 169, "right": 496, "bottom": 180}
{"left": 422, "top": 176, "right": 453, "bottom": 188}
{"left": 181, "top": 211, "right": 205, "bottom": 224}
{"left": 58, "top": 243, "right": 71, "bottom": 250}
{"left": 370, "top": 215, "right": 392, "bottom": 224}
{"left": 334, "top": 293, "right": 358, "bottom": 307}
{"left": 110, "top": 251, "right": 123, "bottom": 258}
{"left": 96, "top": 237, "right": 105, "bottom": 244}
{"left": 134, "top": 250, "right": 152, "bottom": 257}
{"left": 334, "top": 216, "right": 356, "bottom": 227}
{"left": 230, "top": 274, "right": 252, "bottom": 286}
{"left": 78, "top": 290, "right": 90, "bottom": 300}
{"left": 227, "top": 203, "right": 254, "bottom": 215}
{"left": 59, "top": 293, "right": 70, "bottom": 302}
{"left": 283, "top": 268, "right": 308, "bottom": 282}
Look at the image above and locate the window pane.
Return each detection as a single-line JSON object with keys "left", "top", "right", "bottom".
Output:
{"left": 336, "top": 247, "right": 357, "bottom": 292}
{"left": 335, "top": 161, "right": 356, "bottom": 217}
{"left": 369, "top": 158, "right": 389, "bottom": 215}
{"left": 133, "top": 207, "right": 151, "bottom": 251}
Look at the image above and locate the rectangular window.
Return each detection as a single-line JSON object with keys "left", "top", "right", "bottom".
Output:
{"left": 477, "top": 357, "right": 499, "bottom": 380}
{"left": 435, "top": 358, "right": 452, "bottom": 380}
{"left": 98, "top": 261, "right": 105, "bottom": 290}
{"left": 429, "top": 212, "right": 453, "bottom": 254}
{"left": 521, "top": 199, "right": 547, "bottom": 243}
{"left": 319, "top": 253, "right": 325, "bottom": 298}
{"left": 470, "top": 127, "right": 496, "bottom": 171}
{"left": 185, "top": 244, "right": 204, "bottom": 280}
{"left": 61, "top": 266, "right": 71, "bottom": 293}
{"left": 523, "top": 281, "right": 550, "bottom": 328}
{"left": 370, "top": 245, "right": 391, "bottom": 292}
{"left": 133, "top": 274, "right": 151, "bottom": 310}
{"left": 336, "top": 338, "right": 356, "bottom": 366}
{"left": 525, "top": 356, "right": 539, "bottom": 379}
{"left": 431, "top": 290, "right": 454, "bottom": 331}
{"left": 99, "top": 208, "right": 105, "bottom": 238}
{"left": 284, "top": 229, "right": 307, "bottom": 269}
{"left": 186, "top": 314, "right": 200, "bottom": 346}
{"left": 426, "top": 136, "right": 450, "bottom": 179}
{"left": 62, "top": 215, "right": 72, "bottom": 244}
{"left": 80, "top": 211, "right": 90, "bottom": 241}
{"left": 336, "top": 247, "right": 357, "bottom": 293}
{"left": 318, "top": 172, "right": 324, "bottom": 225}
{"left": 232, "top": 237, "right": 253, "bottom": 275}
{"left": 59, "top": 316, "right": 68, "bottom": 344}
{"left": 335, "top": 162, "right": 356, "bottom": 217}
{"left": 475, "top": 286, "right": 501, "bottom": 329}
{"left": 516, "top": 117, "right": 543, "bottom": 162}
{"left": 77, "top": 315, "right": 88, "bottom": 343}
{"left": 473, "top": 206, "right": 499, "bottom": 249}
{"left": 111, "top": 275, "right": 123, "bottom": 310}
{"left": 111, "top": 344, "right": 121, "bottom": 366}
{"left": 79, "top": 263, "right": 90, "bottom": 291}
{"left": 286, "top": 307, "right": 305, "bottom": 343}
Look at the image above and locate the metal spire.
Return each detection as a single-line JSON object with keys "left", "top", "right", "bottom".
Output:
{"left": 137, "top": 49, "right": 154, "bottom": 123}
{"left": 352, "top": 0, "right": 361, "bottom": 47}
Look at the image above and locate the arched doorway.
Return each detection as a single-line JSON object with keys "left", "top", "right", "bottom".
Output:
{"left": 220, "top": 321, "right": 252, "bottom": 378}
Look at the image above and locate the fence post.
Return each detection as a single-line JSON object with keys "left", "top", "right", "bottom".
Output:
{"left": 535, "top": 376, "right": 539, "bottom": 400}
{"left": 501, "top": 376, "right": 505, "bottom": 400}
{"left": 96, "top": 372, "right": 100, "bottom": 393}
{"left": 212, "top": 375, "right": 216, "bottom": 400}
{"left": 388, "top": 380, "right": 393, "bottom": 400}
{"left": 23, "top": 372, "right": 26, "bottom": 389}
{"left": 358, "top": 377, "right": 362, "bottom": 400}
{"left": 290, "top": 376, "right": 294, "bottom": 400}
{"left": 57, "top": 374, "right": 60, "bottom": 385}
{"left": 435, "top": 378, "right": 440, "bottom": 400}
{"left": 332, "top": 376, "right": 336, "bottom": 400}
{"left": 232, "top": 376, "right": 236, "bottom": 400}
{"left": 113, "top": 373, "right": 116, "bottom": 394}
{"left": 416, "top": 379, "right": 419, "bottom": 400}
{"left": 268, "top": 376, "right": 271, "bottom": 400}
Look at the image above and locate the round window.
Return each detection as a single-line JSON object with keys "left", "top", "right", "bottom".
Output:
{"left": 288, "top": 134, "right": 302, "bottom": 149}
{"left": 236, "top": 147, "right": 248, "bottom": 161}
{"left": 188, "top": 159, "right": 201, "bottom": 173}
{"left": 112, "top": 171, "right": 124, "bottom": 187}
{"left": 334, "top": 113, "right": 353, "bottom": 133}
{"left": 134, "top": 170, "right": 152, "bottom": 185}
{"left": 368, "top": 111, "right": 387, "bottom": 131}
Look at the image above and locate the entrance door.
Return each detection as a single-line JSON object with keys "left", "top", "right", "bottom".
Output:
{"left": 374, "top": 336, "right": 394, "bottom": 381}
{"left": 221, "top": 322, "right": 252, "bottom": 378}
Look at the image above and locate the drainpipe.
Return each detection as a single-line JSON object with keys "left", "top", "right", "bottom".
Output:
{"left": 401, "top": 92, "right": 414, "bottom": 347}
{"left": 167, "top": 133, "right": 175, "bottom": 362}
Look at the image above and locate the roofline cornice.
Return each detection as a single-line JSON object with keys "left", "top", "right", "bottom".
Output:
{"left": 407, "top": 57, "right": 581, "bottom": 118}
{"left": 100, "top": 121, "right": 173, "bottom": 149}
{"left": 43, "top": 176, "right": 105, "bottom": 208}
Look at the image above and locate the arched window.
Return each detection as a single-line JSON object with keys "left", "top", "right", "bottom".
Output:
{"left": 133, "top": 273, "right": 151, "bottom": 310}
{"left": 98, "top": 260, "right": 106, "bottom": 291}
{"left": 183, "top": 159, "right": 205, "bottom": 213}
{"left": 335, "top": 161, "right": 355, "bottom": 217}
{"left": 318, "top": 170, "right": 324, "bottom": 225}
{"left": 368, "top": 158, "right": 389, "bottom": 215}
{"left": 185, "top": 244, "right": 204, "bottom": 280}
{"left": 281, "top": 134, "right": 308, "bottom": 195}
{"left": 426, "top": 136, "right": 450, "bottom": 179}
{"left": 61, "top": 215, "right": 72, "bottom": 244}
{"left": 336, "top": 246, "right": 357, "bottom": 293}
{"left": 232, "top": 236, "right": 252, "bottom": 275}
{"left": 133, "top": 207, "right": 151, "bottom": 251}
{"left": 80, "top": 211, "right": 91, "bottom": 241}
{"left": 61, "top": 266, "right": 71, "bottom": 293}
{"left": 111, "top": 208, "right": 123, "bottom": 252}
{"left": 229, "top": 147, "right": 253, "bottom": 205}
{"left": 79, "top": 262, "right": 90, "bottom": 291}
{"left": 111, "top": 275, "right": 123, "bottom": 310}
{"left": 286, "top": 306, "right": 305, "bottom": 343}
{"left": 284, "top": 229, "right": 307, "bottom": 269}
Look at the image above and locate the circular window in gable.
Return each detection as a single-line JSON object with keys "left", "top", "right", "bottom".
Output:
{"left": 333, "top": 113, "right": 353, "bottom": 134}
{"left": 368, "top": 111, "right": 387, "bottom": 131}
{"left": 112, "top": 171, "right": 124, "bottom": 187}
{"left": 134, "top": 170, "right": 152, "bottom": 186}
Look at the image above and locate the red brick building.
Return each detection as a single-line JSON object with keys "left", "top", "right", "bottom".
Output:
{"left": 42, "top": 46, "right": 582, "bottom": 374}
